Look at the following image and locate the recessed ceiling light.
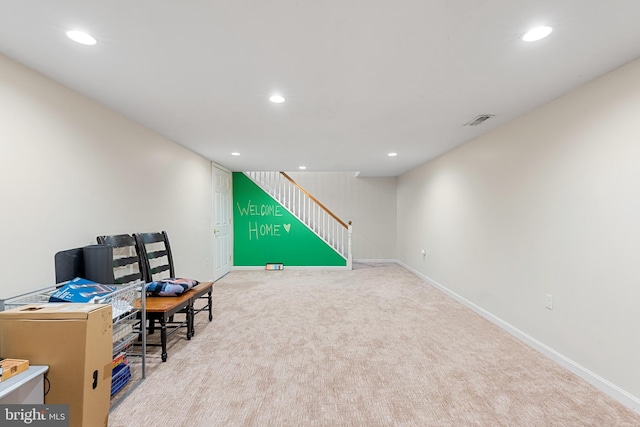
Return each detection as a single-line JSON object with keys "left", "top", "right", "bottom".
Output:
{"left": 299, "top": 166, "right": 306, "bottom": 170}
{"left": 522, "top": 26, "right": 553, "bottom": 42}
{"left": 66, "top": 30, "right": 97, "bottom": 46}
{"left": 269, "top": 95, "right": 285, "bottom": 104}
{"left": 231, "top": 152, "right": 240, "bottom": 156}
{"left": 388, "top": 152, "right": 398, "bottom": 157}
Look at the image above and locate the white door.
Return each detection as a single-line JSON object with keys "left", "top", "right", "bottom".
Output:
{"left": 212, "top": 164, "right": 232, "bottom": 280}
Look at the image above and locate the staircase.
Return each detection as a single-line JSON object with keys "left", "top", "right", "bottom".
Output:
{"left": 244, "top": 171, "right": 352, "bottom": 269}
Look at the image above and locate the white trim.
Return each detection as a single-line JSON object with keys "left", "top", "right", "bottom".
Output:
{"left": 211, "top": 161, "right": 232, "bottom": 173}
{"left": 354, "top": 259, "right": 398, "bottom": 264}
{"left": 396, "top": 260, "right": 640, "bottom": 415}
{"left": 212, "top": 163, "right": 233, "bottom": 280}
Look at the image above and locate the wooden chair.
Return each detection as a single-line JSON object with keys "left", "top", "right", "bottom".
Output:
{"left": 134, "top": 231, "right": 213, "bottom": 332}
{"left": 96, "top": 234, "right": 145, "bottom": 285}
{"left": 133, "top": 231, "right": 213, "bottom": 362}
{"left": 134, "top": 230, "right": 188, "bottom": 341}
{"left": 98, "top": 233, "right": 195, "bottom": 362}
{"left": 133, "top": 231, "right": 174, "bottom": 282}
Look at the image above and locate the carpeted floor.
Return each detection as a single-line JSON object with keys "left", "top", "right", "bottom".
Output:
{"left": 108, "top": 263, "right": 640, "bottom": 426}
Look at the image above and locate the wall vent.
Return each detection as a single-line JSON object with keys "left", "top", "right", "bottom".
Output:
{"left": 465, "top": 114, "right": 495, "bottom": 126}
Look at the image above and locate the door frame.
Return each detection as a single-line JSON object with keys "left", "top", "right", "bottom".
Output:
{"left": 212, "top": 162, "right": 232, "bottom": 280}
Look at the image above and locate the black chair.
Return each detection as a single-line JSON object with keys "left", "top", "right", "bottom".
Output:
{"left": 99, "top": 232, "right": 193, "bottom": 361}
{"left": 133, "top": 231, "right": 174, "bottom": 282}
{"left": 134, "top": 231, "right": 213, "bottom": 336}
{"left": 95, "top": 233, "right": 149, "bottom": 360}
{"left": 96, "top": 234, "right": 145, "bottom": 285}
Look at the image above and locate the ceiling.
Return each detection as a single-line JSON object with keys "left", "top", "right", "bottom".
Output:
{"left": 2, "top": 1, "right": 640, "bottom": 177}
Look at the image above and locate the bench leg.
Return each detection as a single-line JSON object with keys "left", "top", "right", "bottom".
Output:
{"left": 160, "top": 318, "right": 168, "bottom": 362}
{"left": 187, "top": 303, "right": 194, "bottom": 339}
{"left": 208, "top": 291, "right": 213, "bottom": 321}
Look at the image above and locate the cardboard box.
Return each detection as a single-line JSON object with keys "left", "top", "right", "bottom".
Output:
{"left": 0, "top": 303, "right": 113, "bottom": 427}
{"left": 0, "top": 358, "right": 29, "bottom": 382}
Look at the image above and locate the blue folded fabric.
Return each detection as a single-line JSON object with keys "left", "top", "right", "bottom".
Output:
{"left": 145, "top": 278, "right": 199, "bottom": 296}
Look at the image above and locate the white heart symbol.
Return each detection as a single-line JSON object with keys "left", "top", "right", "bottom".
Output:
{"left": 283, "top": 224, "right": 291, "bottom": 233}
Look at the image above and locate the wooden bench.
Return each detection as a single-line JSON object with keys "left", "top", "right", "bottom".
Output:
{"left": 134, "top": 281, "right": 213, "bottom": 362}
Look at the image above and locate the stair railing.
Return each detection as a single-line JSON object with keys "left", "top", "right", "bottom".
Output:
{"left": 244, "top": 171, "right": 352, "bottom": 269}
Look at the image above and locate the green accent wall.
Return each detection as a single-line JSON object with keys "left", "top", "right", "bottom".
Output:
{"left": 233, "top": 172, "right": 346, "bottom": 266}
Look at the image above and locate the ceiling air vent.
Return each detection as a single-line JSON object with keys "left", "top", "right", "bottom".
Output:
{"left": 465, "top": 114, "right": 495, "bottom": 126}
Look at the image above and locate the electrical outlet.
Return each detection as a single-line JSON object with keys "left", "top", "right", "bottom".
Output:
{"left": 545, "top": 293, "right": 553, "bottom": 310}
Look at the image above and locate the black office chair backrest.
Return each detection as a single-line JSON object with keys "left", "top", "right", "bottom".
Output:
{"left": 134, "top": 231, "right": 175, "bottom": 283}
{"left": 96, "top": 234, "right": 145, "bottom": 284}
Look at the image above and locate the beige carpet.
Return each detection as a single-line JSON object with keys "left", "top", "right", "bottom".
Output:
{"left": 108, "top": 263, "right": 640, "bottom": 426}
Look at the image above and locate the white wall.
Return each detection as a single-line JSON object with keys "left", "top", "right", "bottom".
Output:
{"left": 285, "top": 172, "right": 397, "bottom": 260}
{"left": 397, "top": 56, "right": 640, "bottom": 401}
{"left": 0, "top": 54, "right": 213, "bottom": 298}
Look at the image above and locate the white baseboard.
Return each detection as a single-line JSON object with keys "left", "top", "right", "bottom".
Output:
{"left": 353, "top": 259, "right": 398, "bottom": 264}
{"left": 396, "top": 260, "right": 640, "bottom": 415}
